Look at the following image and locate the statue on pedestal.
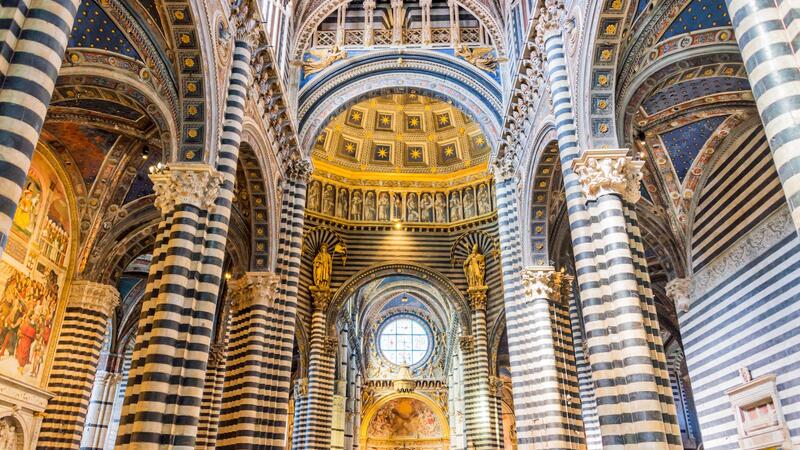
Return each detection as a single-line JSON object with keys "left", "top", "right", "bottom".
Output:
{"left": 313, "top": 243, "right": 333, "bottom": 290}
{"left": 463, "top": 243, "right": 486, "bottom": 289}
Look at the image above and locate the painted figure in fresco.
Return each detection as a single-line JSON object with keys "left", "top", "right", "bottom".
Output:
{"left": 322, "top": 184, "right": 335, "bottom": 216}
{"left": 365, "top": 191, "right": 376, "bottom": 221}
{"left": 407, "top": 193, "right": 419, "bottom": 222}
{"left": 313, "top": 243, "right": 333, "bottom": 290}
{"left": 378, "top": 192, "right": 390, "bottom": 221}
{"left": 463, "top": 187, "right": 476, "bottom": 218}
{"left": 449, "top": 192, "right": 462, "bottom": 221}
{"left": 12, "top": 181, "right": 40, "bottom": 234}
{"left": 351, "top": 190, "right": 363, "bottom": 221}
{"left": 434, "top": 193, "right": 447, "bottom": 223}
{"left": 420, "top": 193, "right": 433, "bottom": 222}
{"left": 336, "top": 188, "right": 349, "bottom": 218}
{"left": 477, "top": 183, "right": 491, "bottom": 215}
{"left": 464, "top": 244, "right": 486, "bottom": 289}
{"left": 392, "top": 193, "right": 403, "bottom": 221}
{"left": 307, "top": 181, "right": 321, "bottom": 211}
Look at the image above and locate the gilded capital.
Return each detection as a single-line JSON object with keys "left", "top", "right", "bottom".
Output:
{"left": 285, "top": 157, "right": 313, "bottom": 182}
{"left": 571, "top": 149, "right": 644, "bottom": 203}
{"left": 666, "top": 277, "right": 691, "bottom": 313}
{"left": 229, "top": 271, "right": 280, "bottom": 309}
{"left": 68, "top": 280, "right": 120, "bottom": 317}
{"left": 150, "top": 163, "right": 223, "bottom": 214}
{"left": 310, "top": 285, "right": 332, "bottom": 312}
{"left": 521, "top": 266, "right": 570, "bottom": 303}
{"left": 467, "top": 286, "right": 488, "bottom": 311}
{"left": 535, "top": 0, "right": 565, "bottom": 40}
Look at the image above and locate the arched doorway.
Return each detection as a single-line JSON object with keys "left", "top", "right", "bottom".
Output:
{"left": 360, "top": 393, "right": 450, "bottom": 450}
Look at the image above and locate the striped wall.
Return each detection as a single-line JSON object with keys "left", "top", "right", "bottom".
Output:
{"left": 0, "top": 0, "right": 80, "bottom": 255}
{"left": 725, "top": 0, "right": 800, "bottom": 235}
{"left": 37, "top": 281, "right": 119, "bottom": 449}
{"left": 683, "top": 125, "right": 800, "bottom": 450}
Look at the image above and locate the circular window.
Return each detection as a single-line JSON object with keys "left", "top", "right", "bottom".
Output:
{"left": 378, "top": 314, "right": 432, "bottom": 366}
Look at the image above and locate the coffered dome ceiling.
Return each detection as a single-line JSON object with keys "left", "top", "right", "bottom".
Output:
{"left": 311, "top": 93, "right": 491, "bottom": 184}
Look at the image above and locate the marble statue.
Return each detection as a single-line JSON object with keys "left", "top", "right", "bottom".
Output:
{"left": 463, "top": 244, "right": 485, "bottom": 289}
{"left": 393, "top": 193, "right": 403, "bottom": 221}
{"left": 407, "top": 193, "right": 419, "bottom": 222}
{"left": 351, "top": 190, "right": 362, "bottom": 220}
{"left": 463, "top": 187, "right": 476, "bottom": 218}
{"left": 365, "top": 191, "right": 376, "bottom": 221}
{"left": 313, "top": 243, "right": 333, "bottom": 289}
{"left": 449, "top": 192, "right": 462, "bottom": 221}
{"left": 308, "top": 181, "right": 321, "bottom": 211}
{"left": 420, "top": 193, "right": 433, "bottom": 222}
{"left": 322, "top": 184, "right": 335, "bottom": 216}
{"left": 435, "top": 193, "right": 447, "bottom": 223}
{"left": 378, "top": 192, "right": 390, "bottom": 221}
{"left": 336, "top": 188, "right": 349, "bottom": 218}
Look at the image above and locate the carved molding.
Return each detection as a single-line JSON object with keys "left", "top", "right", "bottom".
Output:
{"left": 665, "top": 277, "right": 691, "bottom": 313}
{"left": 572, "top": 148, "right": 644, "bottom": 203}
{"left": 150, "top": 163, "right": 223, "bottom": 214}
{"left": 67, "top": 280, "right": 120, "bottom": 317}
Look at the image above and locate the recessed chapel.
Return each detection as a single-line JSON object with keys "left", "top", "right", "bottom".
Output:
{"left": 0, "top": 0, "right": 797, "bottom": 448}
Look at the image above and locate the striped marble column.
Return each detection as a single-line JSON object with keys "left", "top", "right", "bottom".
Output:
{"left": 509, "top": 266, "right": 574, "bottom": 449}
{"left": 0, "top": 0, "right": 81, "bottom": 253}
{"left": 0, "top": 0, "right": 29, "bottom": 77}
{"left": 292, "top": 289, "right": 337, "bottom": 450}
{"left": 196, "top": 343, "right": 228, "bottom": 450}
{"left": 462, "top": 287, "right": 499, "bottom": 449}
{"left": 538, "top": 1, "right": 679, "bottom": 447}
{"left": 80, "top": 370, "right": 123, "bottom": 450}
{"left": 37, "top": 281, "right": 120, "bottom": 449}
{"left": 724, "top": 0, "right": 800, "bottom": 235}
{"left": 115, "top": 163, "right": 223, "bottom": 449}
{"left": 291, "top": 377, "right": 308, "bottom": 446}
{"left": 216, "top": 271, "right": 282, "bottom": 449}
{"left": 572, "top": 148, "right": 681, "bottom": 449}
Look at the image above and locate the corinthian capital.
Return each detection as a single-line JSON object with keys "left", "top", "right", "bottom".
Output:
{"left": 285, "top": 157, "right": 313, "bottom": 182}
{"left": 536, "top": 0, "right": 565, "bottom": 40}
{"left": 230, "top": 0, "right": 260, "bottom": 45}
{"left": 229, "top": 271, "right": 281, "bottom": 309}
{"left": 571, "top": 149, "right": 643, "bottom": 203}
{"left": 665, "top": 278, "right": 691, "bottom": 313}
{"left": 150, "top": 163, "right": 223, "bottom": 214}
{"left": 68, "top": 280, "right": 120, "bottom": 317}
{"left": 521, "top": 265, "right": 557, "bottom": 301}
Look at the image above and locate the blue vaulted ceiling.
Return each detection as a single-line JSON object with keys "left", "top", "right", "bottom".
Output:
{"left": 659, "top": 0, "right": 730, "bottom": 41}
{"left": 659, "top": 115, "right": 726, "bottom": 182}
{"left": 642, "top": 76, "right": 751, "bottom": 114}
{"left": 69, "top": 0, "right": 142, "bottom": 60}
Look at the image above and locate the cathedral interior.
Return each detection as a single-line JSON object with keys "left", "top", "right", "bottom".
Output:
{"left": 0, "top": 0, "right": 799, "bottom": 448}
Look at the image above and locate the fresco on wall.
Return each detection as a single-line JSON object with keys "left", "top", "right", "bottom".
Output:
{"left": 367, "top": 397, "right": 443, "bottom": 439}
{"left": 0, "top": 152, "right": 70, "bottom": 386}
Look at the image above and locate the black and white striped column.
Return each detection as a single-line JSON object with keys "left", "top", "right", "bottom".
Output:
{"left": 216, "top": 271, "right": 282, "bottom": 449}
{"left": 725, "top": 0, "right": 800, "bottom": 235}
{"left": 196, "top": 343, "right": 228, "bottom": 450}
{"left": 115, "top": 164, "right": 223, "bottom": 449}
{"left": 80, "top": 370, "right": 123, "bottom": 450}
{"left": 292, "top": 289, "right": 337, "bottom": 450}
{"left": 37, "top": 281, "right": 120, "bottom": 449}
{"left": 0, "top": 0, "right": 81, "bottom": 254}
{"left": 462, "top": 288, "right": 500, "bottom": 449}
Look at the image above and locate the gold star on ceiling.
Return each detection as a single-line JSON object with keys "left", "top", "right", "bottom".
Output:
{"left": 351, "top": 111, "right": 361, "bottom": 121}
{"left": 408, "top": 117, "right": 420, "bottom": 127}
{"left": 438, "top": 115, "right": 449, "bottom": 125}
{"left": 410, "top": 149, "right": 422, "bottom": 159}
{"left": 345, "top": 143, "right": 355, "bottom": 153}
{"left": 377, "top": 148, "right": 388, "bottom": 158}
{"left": 380, "top": 116, "right": 391, "bottom": 125}
{"left": 443, "top": 146, "right": 455, "bottom": 156}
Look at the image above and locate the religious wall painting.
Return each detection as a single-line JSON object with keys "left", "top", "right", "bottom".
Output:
{"left": 0, "top": 155, "right": 71, "bottom": 387}
{"left": 477, "top": 183, "right": 491, "bottom": 215}
{"left": 365, "top": 191, "right": 377, "bottom": 221}
{"left": 308, "top": 180, "right": 322, "bottom": 212}
{"left": 449, "top": 192, "right": 462, "bottom": 221}
{"left": 336, "top": 187, "right": 350, "bottom": 219}
{"left": 463, "top": 186, "right": 476, "bottom": 219}
{"left": 351, "top": 190, "right": 363, "bottom": 221}
{"left": 322, "top": 184, "right": 336, "bottom": 216}
{"left": 434, "top": 193, "right": 447, "bottom": 223}
{"left": 406, "top": 193, "right": 419, "bottom": 222}
{"left": 366, "top": 397, "right": 444, "bottom": 444}
{"left": 42, "top": 123, "right": 120, "bottom": 186}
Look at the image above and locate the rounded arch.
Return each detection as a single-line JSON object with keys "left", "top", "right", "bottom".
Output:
{"left": 297, "top": 51, "right": 503, "bottom": 152}
{"left": 359, "top": 391, "right": 451, "bottom": 446}
{"left": 292, "top": 0, "right": 506, "bottom": 60}
{"left": 325, "top": 263, "right": 472, "bottom": 337}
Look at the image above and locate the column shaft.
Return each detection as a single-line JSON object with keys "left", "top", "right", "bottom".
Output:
{"left": 0, "top": 0, "right": 80, "bottom": 253}
{"left": 725, "top": 0, "right": 800, "bottom": 234}
{"left": 0, "top": 0, "right": 30, "bottom": 77}
{"left": 196, "top": 344, "right": 228, "bottom": 450}
{"left": 37, "top": 281, "right": 119, "bottom": 449}
{"left": 462, "top": 298, "right": 499, "bottom": 449}
{"left": 80, "top": 371, "right": 122, "bottom": 450}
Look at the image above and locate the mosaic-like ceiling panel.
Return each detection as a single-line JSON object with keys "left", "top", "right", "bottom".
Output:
{"left": 659, "top": 0, "right": 730, "bottom": 42}
{"left": 69, "top": 0, "right": 142, "bottom": 60}
{"left": 312, "top": 93, "right": 491, "bottom": 181}
{"left": 659, "top": 115, "right": 726, "bottom": 182}
{"left": 642, "top": 76, "right": 750, "bottom": 114}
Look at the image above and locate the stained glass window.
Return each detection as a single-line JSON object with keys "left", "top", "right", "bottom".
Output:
{"left": 378, "top": 314, "right": 431, "bottom": 366}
